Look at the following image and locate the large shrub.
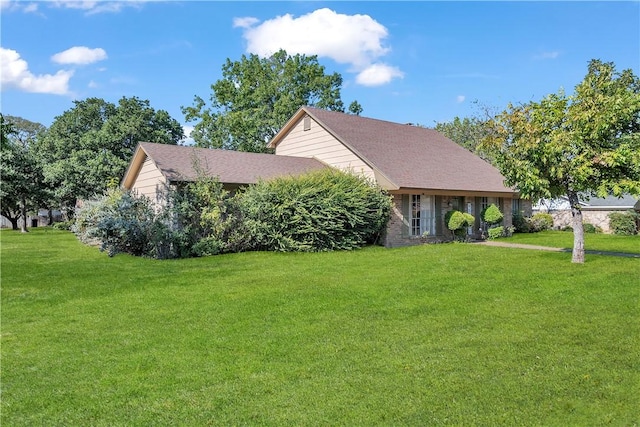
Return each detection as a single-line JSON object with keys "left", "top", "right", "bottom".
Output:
{"left": 239, "top": 169, "right": 391, "bottom": 252}
{"left": 164, "top": 176, "right": 246, "bottom": 257}
{"left": 608, "top": 211, "right": 638, "bottom": 235}
{"left": 73, "top": 177, "right": 243, "bottom": 258}
{"left": 72, "top": 188, "right": 157, "bottom": 257}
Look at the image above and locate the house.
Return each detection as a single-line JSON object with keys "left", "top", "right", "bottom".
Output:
{"left": 122, "top": 106, "right": 531, "bottom": 247}
{"left": 268, "top": 107, "right": 530, "bottom": 246}
{"left": 534, "top": 195, "right": 640, "bottom": 233}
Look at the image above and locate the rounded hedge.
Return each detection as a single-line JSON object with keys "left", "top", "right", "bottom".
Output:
{"left": 239, "top": 169, "right": 392, "bottom": 251}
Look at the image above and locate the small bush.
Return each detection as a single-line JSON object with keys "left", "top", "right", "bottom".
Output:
{"left": 582, "top": 223, "right": 602, "bottom": 234}
{"left": 529, "top": 213, "right": 554, "bottom": 232}
{"left": 52, "top": 220, "right": 73, "bottom": 231}
{"left": 487, "top": 226, "right": 504, "bottom": 240}
{"left": 608, "top": 211, "right": 638, "bottom": 235}
{"left": 512, "top": 212, "right": 530, "bottom": 233}
{"left": 481, "top": 204, "right": 503, "bottom": 226}
{"left": 445, "top": 210, "right": 474, "bottom": 240}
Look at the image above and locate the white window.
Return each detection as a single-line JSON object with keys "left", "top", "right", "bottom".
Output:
{"left": 410, "top": 195, "right": 435, "bottom": 236}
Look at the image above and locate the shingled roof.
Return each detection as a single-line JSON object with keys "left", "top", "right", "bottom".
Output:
{"left": 122, "top": 142, "right": 327, "bottom": 189}
{"left": 270, "top": 106, "right": 515, "bottom": 194}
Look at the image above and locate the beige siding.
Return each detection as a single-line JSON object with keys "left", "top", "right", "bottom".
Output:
{"left": 131, "top": 157, "right": 167, "bottom": 203}
{"left": 275, "top": 116, "right": 375, "bottom": 180}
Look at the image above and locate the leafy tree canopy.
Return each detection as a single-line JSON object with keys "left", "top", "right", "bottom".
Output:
{"left": 481, "top": 59, "right": 640, "bottom": 262}
{"left": 36, "top": 97, "right": 184, "bottom": 211}
{"left": 435, "top": 115, "right": 495, "bottom": 164}
{"left": 183, "top": 49, "right": 360, "bottom": 152}
{"left": 1, "top": 114, "right": 48, "bottom": 231}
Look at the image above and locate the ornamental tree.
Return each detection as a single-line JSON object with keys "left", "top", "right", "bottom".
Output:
{"left": 482, "top": 60, "right": 640, "bottom": 263}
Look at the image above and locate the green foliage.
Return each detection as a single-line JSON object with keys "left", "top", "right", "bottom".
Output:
{"left": 72, "top": 188, "right": 157, "bottom": 257}
{"left": 481, "top": 204, "right": 504, "bottom": 226}
{"left": 182, "top": 49, "right": 358, "bottom": 152}
{"left": 0, "top": 114, "right": 49, "bottom": 231}
{"left": 530, "top": 213, "right": 554, "bottom": 232}
{"left": 73, "top": 169, "right": 390, "bottom": 257}
{"left": 163, "top": 175, "right": 247, "bottom": 257}
{"left": 445, "top": 210, "right": 475, "bottom": 239}
{"left": 435, "top": 115, "right": 495, "bottom": 164}
{"left": 36, "top": 97, "right": 183, "bottom": 212}
{"left": 582, "top": 223, "right": 602, "bottom": 234}
{"left": 512, "top": 212, "right": 553, "bottom": 233}
{"left": 482, "top": 60, "right": 640, "bottom": 262}
{"left": 239, "top": 169, "right": 391, "bottom": 251}
{"left": 608, "top": 211, "right": 638, "bottom": 235}
{"left": 512, "top": 212, "right": 530, "bottom": 233}
{"left": 487, "top": 226, "right": 505, "bottom": 240}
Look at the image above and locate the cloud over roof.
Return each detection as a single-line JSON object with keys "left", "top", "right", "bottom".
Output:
{"left": 235, "top": 8, "right": 404, "bottom": 87}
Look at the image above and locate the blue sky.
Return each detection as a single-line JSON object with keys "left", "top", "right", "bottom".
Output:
{"left": 2, "top": 1, "right": 639, "bottom": 139}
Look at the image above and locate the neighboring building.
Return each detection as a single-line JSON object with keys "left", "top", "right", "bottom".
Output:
{"left": 534, "top": 195, "right": 640, "bottom": 233}
{"left": 122, "top": 106, "right": 531, "bottom": 247}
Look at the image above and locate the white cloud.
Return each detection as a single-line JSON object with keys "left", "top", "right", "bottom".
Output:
{"left": 456, "top": 95, "right": 466, "bottom": 103}
{"left": 51, "top": 46, "right": 108, "bottom": 65}
{"left": 88, "top": 80, "right": 98, "bottom": 88}
{"left": 50, "top": 1, "right": 146, "bottom": 14}
{"left": 533, "top": 51, "right": 561, "bottom": 60}
{"left": 24, "top": 2, "right": 38, "bottom": 13}
{"left": 233, "top": 16, "right": 259, "bottom": 29}
{"left": 1, "top": 48, "right": 73, "bottom": 95}
{"left": 236, "top": 8, "right": 402, "bottom": 86}
{"left": 355, "top": 63, "right": 404, "bottom": 87}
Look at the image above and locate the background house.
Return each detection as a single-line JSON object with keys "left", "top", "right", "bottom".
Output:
{"left": 123, "top": 107, "right": 532, "bottom": 247}
{"left": 534, "top": 195, "right": 640, "bottom": 233}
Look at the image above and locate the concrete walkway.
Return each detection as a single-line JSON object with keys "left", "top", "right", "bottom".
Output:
{"left": 475, "top": 240, "right": 640, "bottom": 258}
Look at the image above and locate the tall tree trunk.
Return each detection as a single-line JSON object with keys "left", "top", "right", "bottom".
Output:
{"left": 9, "top": 216, "right": 19, "bottom": 230}
{"left": 567, "top": 191, "right": 584, "bottom": 263}
{"left": 20, "top": 196, "right": 29, "bottom": 233}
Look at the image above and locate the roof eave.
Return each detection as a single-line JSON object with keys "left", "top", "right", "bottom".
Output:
{"left": 267, "top": 106, "right": 307, "bottom": 149}
{"left": 121, "top": 143, "right": 148, "bottom": 189}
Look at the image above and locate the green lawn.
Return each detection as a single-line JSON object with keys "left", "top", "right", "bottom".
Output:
{"left": 2, "top": 228, "right": 639, "bottom": 426}
{"left": 503, "top": 230, "right": 640, "bottom": 254}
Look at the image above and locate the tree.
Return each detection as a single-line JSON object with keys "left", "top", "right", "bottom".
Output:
{"left": 35, "top": 97, "right": 183, "bottom": 214}
{"left": 0, "top": 114, "right": 48, "bottom": 231}
{"left": 435, "top": 116, "right": 495, "bottom": 164}
{"left": 482, "top": 60, "right": 640, "bottom": 263}
{"left": 183, "top": 49, "right": 358, "bottom": 152}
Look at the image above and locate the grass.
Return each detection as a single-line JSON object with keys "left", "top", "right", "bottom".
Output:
{"left": 502, "top": 230, "right": 640, "bottom": 254}
{"left": 2, "top": 228, "right": 639, "bottom": 426}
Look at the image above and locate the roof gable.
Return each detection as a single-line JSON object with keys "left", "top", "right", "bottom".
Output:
{"left": 270, "top": 107, "right": 515, "bottom": 194}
